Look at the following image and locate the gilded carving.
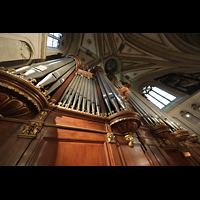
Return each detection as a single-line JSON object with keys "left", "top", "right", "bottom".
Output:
{"left": 0, "top": 80, "right": 41, "bottom": 112}
{"left": 38, "top": 111, "right": 48, "bottom": 120}
{"left": 0, "top": 92, "right": 30, "bottom": 117}
{"left": 107, "top": 132, "right": 116, "bottom": 143}
{"left": 125, "top": 134, "right": 134, "bottom": 148}
{"left": 17, "top": 122, "right": 43, "bottom": 139}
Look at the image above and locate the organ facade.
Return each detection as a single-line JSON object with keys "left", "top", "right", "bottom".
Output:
{"left": 0, "top": 54, "right": 200, "bottom": 166}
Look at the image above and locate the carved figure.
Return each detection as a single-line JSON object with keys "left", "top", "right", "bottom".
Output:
{"left": 125, "top": 134, "right": 134, "bottom": 148}
{"left": 107, "top": 132, "right": 116, "bottom": 143}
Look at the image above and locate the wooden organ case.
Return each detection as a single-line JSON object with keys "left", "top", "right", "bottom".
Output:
{"left": 0, "top": 55, "right": 200, "bottom": 166}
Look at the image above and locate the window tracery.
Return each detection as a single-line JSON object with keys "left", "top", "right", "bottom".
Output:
{"left": 47, "top": 33, "right": 63, "bottom": 48}
{"left": 142, "top": 86, "right": 176, "bottom": 109}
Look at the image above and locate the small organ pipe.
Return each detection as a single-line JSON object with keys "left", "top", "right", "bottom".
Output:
{"left": 82, "top": 77, "right": 88, "bottom": 111}
{"left": 61, "top": 74, "right": 78, "bottom": 106}
{"left": 87, "top": 78, "right": 91, "bottom": 113}
{"left": 65, "top": 75, "right": 81, "bottom": 108}
{"left": 90, "top": 79, "right": 95, "bottom": 114}
{"left": 76, "top": 76, "right": 86, "bottom": 110}
{"left": 72, "top": 75, "right": 84, "bottom": 109}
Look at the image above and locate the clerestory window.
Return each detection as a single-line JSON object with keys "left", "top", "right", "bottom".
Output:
{"left": 47, "top": 33, "right": 63, "bottom": 48}
{"left": 142, "top": 86, "right": 176, "bottom": 109}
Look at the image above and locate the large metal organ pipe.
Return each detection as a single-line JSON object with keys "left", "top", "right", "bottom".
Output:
{"left": 130, "top": 88, "right": 180, "bottom": 130}
{"left": 11, "top": 58, "right": 64, "bottom": 75}
{"left": 96, "top": 70, "right": 129, "bottom": 115}
{"left": 112, "top": 76, "right": 181, "bottom": 131}
{"left": 113, "top": 77, "right": 157, "bottom": 126}
{"left": 93, "top": 79, "right": 100, "bottom": 116}
{"left": 96, "top": 73, "right": 112, "bottom": 114}
{"left": 23, "top": 57, "right": 75, "bottom": 80}
{"left": 10, "top": 55, "right": 77, "bottom": 98}
{"left": 97, "top": 71, "right": 120, "bottom": 112}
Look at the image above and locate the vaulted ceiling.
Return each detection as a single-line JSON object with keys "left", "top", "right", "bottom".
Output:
{"left": 67, "top": 33, "right": 200, "bottom": 92}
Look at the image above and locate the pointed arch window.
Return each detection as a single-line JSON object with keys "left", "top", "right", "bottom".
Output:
{"left": 142, "top": 86, "right": 176, "bottom": 109}
{"left": 47, "top": 33, "right": 63, "bottom": 48}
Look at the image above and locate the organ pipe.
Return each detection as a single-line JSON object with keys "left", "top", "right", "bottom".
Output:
{"left": 96, "top": 73, "right": 112, "bottom": 114}
{"left": 90, "top": 79, "right": 96, "bottom": 114}
{"left": 60, "top": 74, "right": 78, "bottom": 106}
{"left": 98, "top": 71, "right": 120, "bottom": 112}
{"left": 76, "top": 76, "right": 86, "bottom": 111}
{"left": 72, "top": 75, "right": 84, "bottom": 109}
{"left": 82, "top": 77, "right": 88, "bottom": 112}
{"left": 111, "top": 77, "right": 182, "bottom": 131}
{"left": 36, "top": 61, "right": 76, "bottom": 87}
{"left": 99, "top": 71, "right": 126, "bottom": 110}
{"left": 93, "top": 79, "right": 100, "bottom": 116}
{"left": 46, "top": 66, "right": 75, "bottom": 96}
{"left": 63, "top": 75, "right": 81, "bottom": 107}
{"left": 23, "top": 57, "right": 75, "bottom": 80}
{"left": 130, "top": 88, "right": 180, "bottom": 130}
{"left": 11, "top": 58, "right": 65, "bottom": 75}
{"left": 87, "top": 78, "right": 91, "bottom": 113}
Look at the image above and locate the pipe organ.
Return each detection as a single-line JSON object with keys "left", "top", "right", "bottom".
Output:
{"left": 0, "top": 54, "right": 200, "bottom": 166}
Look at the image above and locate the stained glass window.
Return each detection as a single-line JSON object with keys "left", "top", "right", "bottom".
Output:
{"left": 142, "top": 86, "right": 176, "bottom": 109}
{"left": 47, "top": 33, "right": 63, "bottom": 48}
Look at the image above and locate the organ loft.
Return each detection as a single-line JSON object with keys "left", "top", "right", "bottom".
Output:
{"left": 1, "top": 33, "right": 200, "bottom": 166}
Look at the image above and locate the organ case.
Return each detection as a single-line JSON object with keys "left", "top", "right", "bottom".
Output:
{"left": 0, "top": 55, "right": 200, "bottom": 166}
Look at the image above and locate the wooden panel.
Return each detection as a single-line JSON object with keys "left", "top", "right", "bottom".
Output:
{"left": 148, "top": 145, "right": 170, "bottom": 166}
{"left": 45, "top": 112, "right": 106, "bottom": 131}
{"left": 188, "top": 148, "right": 200, "bottom": 166}
{"left": 0, "top": 122, "right": 32, "bottom": 166}
{"left": 137, "top": 128, "right": 179, "bottom": 166}
{"left": 165, "top": 150, "right": 193, "bottom": 166}
{"left": 29, "top": 138, "right": 110, "bottom": 166}
{"left": 120, "top": 144, "right": 151, "bottom": 166}
{"left": 44, "top": 127, "right": 106, "bottom": 142}
{"left": 0, "top": 121, "right": 22, "bottom": 147}
{"left": 107, "top": 142, "right": 125, "bottom": 166}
